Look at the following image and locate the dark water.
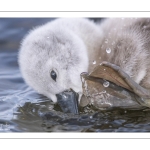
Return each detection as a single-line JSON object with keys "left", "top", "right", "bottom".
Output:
{"left": 1, "top": 18, "right": 150, "bottom": 132}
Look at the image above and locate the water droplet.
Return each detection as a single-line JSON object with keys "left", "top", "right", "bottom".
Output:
{"left": 104, "top": 69, "right": 106, "bottom": 70}
{"left": 143, "top": 25, "right": 147, "bottom": 29}
{"left": 63, "top": 95, "right": 67, "bottom": 99}
{"left": 103, "top": 81, "right": 110, "bottom": 87}
{"left": 124, "top": 110, "right": 127, "bottom": 113}
{"left": 32, "top": 108, "right": 35, "bottom": 113}
{"left": 92, "top": 60, "right": 96, "bottom": 64}
{"left": 81, "top": 76, "right": 85, "bottom": 83}
{"left": 90, "top": 116, "right": 93, "bottom": 119}
{"left": 47, "top": 37, "right": 49, "bottom": 38}
{"left": 121, "top": 18, "right": 125, "bottom": 20}
{"left": 106, "top": 48, "right": 111, "bottom": 53}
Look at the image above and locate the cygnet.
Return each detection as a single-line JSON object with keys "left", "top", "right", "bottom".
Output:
{"left": 19, "top": 18, "right": 150, "bottom": 112}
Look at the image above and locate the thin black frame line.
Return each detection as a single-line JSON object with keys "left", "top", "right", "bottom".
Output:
{"left": 0, "top": 11, "right": 150, "bottom": 12}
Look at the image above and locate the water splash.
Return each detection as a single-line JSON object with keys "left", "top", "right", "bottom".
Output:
{"left": 103, "top": 81, "right": 110, "bottom": 87}
{"left": 89, "top": 116, "right": 93, "bottom": 119}
{"left": 106, "top": 48, "right": 111, "bottom": 53}
{"left": 92, "top": 60, "right": 96, "bottom": 65}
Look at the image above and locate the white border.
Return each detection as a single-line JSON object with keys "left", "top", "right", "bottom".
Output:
{"left": 0, "top": 0, "right": 150, "bottom": 11}
{"left": 0, "top": 12, "right": 150, "bottom": 18}
{"left": 0, "top": 133, "right": 150, "bottom": 138}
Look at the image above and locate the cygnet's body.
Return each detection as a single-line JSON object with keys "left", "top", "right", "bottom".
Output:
{"left": 96, "top": 18, "right": 150, "bottom": 90}
{"left": 19, "top": 18, "right": 150, "bottom": 107}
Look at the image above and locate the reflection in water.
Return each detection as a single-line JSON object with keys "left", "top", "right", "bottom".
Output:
{"left": 0, "top": 18, "right": 150, "bottom": 132}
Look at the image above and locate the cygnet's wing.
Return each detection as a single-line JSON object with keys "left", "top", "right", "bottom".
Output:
{"left": 80, "top": 65, "right": 143, "bottom": 109}
{"left": 90, "top": 65, "right": 133, "bottom": 92}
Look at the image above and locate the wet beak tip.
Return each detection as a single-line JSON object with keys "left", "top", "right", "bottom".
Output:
{"left": 56, "top": 89, "right": 79, "bottom": 114}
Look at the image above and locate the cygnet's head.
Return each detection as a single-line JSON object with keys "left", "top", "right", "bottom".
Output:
{"left": 18, "top": 22, "right": 88, "bottom": 103}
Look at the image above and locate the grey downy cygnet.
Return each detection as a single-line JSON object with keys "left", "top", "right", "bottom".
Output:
{"left": 19, "top": 18, "right": 103, "bottom": 113}
{"left": 18, "top": 18, "right": 150, "bottom": 113}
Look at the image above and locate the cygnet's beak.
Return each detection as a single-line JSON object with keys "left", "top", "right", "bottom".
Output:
{"left": 56, "top": 89, "right": 79, "bottom": 114}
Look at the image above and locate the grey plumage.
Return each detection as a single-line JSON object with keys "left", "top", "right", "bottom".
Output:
{"left": 18, "top": 18, "right": 150, "bottom": 105}
{"left": 97, "top": 18, "right": 150, "bottom": 89}
{"left": 19, "top": 18, "right": 101, "bottom": 102}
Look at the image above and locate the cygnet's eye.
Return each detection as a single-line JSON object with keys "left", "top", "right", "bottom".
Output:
{"left": 50, "top": 70, "right": 57, "bottom": 81}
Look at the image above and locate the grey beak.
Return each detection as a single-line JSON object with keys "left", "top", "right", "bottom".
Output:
{"left": 56, "top": 89, "right": 79, "bottom": 114}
